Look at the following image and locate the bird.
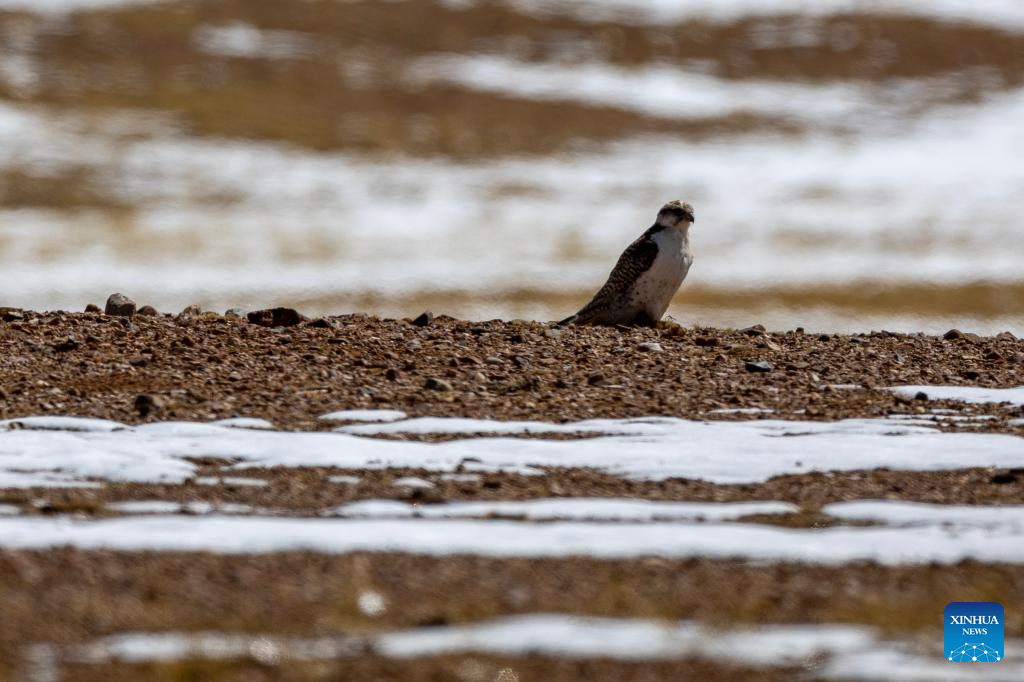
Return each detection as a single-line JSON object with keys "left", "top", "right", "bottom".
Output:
{"left": 559, "top": 200, "right": 694, "bottom": 326}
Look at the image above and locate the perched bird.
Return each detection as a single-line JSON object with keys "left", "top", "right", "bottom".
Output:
{"left": 560, "top": 200, "right": 694, "bottom": 326}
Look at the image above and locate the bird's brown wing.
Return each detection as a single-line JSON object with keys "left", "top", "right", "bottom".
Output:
{"left": 562, "top": 231, "right": 659, "bottom": 325}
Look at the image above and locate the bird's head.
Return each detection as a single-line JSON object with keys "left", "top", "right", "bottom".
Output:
{"left": 656, "top": 200, "right": 695, "bottom": 228}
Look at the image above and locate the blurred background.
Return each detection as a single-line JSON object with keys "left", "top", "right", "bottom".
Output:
{"left": 0, "top": 0, "right": 1022, "bottom": 333}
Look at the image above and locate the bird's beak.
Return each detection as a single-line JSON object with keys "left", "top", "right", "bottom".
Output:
{"left": 683, "top": 212, "right": 695, "bottom": 223}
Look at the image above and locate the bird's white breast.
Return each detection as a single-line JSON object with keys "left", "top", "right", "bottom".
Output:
{"left": 631, "top": 227, "right": 692, "bottom": 320}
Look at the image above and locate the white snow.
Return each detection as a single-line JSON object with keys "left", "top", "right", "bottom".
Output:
{"left": 48, "top": 617, "right": 1024, "bottom": 680}
{"left": 194, "top": 476, "right": 269, "bottom": 487}
{"left": 824, "top": 500, "right": 1024, "bottom": 530}
{"left": 106, "top": 500, "right": 260, "bottom": 515}
{"left": 211, "top": 417, "right": 275, "bottom": 430}
{"left": 0, "top": 0, "right": 168, "bottom": 13}
{"left": 333, "top": 498, "right": 799, "bottom": 522}
{"left": 319, "top": 410, "right": 408, "bottom": 423}
{"left": 493, "top": 0, "right": 1024, "bottom": 30}
{"left": 327, "top": 474, "right": 361, "bottom": 485}
{"left": 2, "top": 415, "right": 1024, "bottom": 488}
{"left": 391, "top": 476, "right": 434, "bottom": 489}
{"left": 192, "top": 23, "right": 318, "bottom": 60}
{"left": 107, "top": 500, "right": 182, "bottom": 514}
{"left": 0, "top": 416, "right": 125, "bottom": 432}
{"left": 408, "top": 55, "right": 940, "bottom": 127}
{"left": 5, "top": 514, "right": 1024, "bottom": 564}
{"left": 2, "top": 0, "right": 1024, "bottom": 31}
{"left": 889, "top": 385, "right": 1024, "bottom": 407}
{"left": 0, "top": 503, "right": 19, "bottom": 515}
{"left": 438, "top": 473, "right": 481, "bottom": 483}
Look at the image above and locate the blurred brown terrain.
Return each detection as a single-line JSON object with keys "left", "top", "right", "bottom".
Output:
{"left": 0, "top": 0, "right": 1022, "bottom": 331}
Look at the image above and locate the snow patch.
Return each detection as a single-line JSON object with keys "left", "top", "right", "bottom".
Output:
{"left": 44, "top": 618, "right": 1024, "bottom": 680}
{"left": 194, "top": 476, "right": 269, "bottom": 487}
{"left": 889, "top": 385, "right": 1024, "bottom": 406}
{"left": 211, "top": 417, "right": 275, "bottom": 430}
{"left": 4, "top": 515, "right": 1024, "bottom": 564}
{"left": 332, "top": 498, "right": 799, "bottom": 522}
{"left": 320, "top": 409, "right": 408, "bottom": 423}
{"left": 824, "top": 500, "right": 1024, "bottom": 529}
{"left": 2, "top": 415, "right": 1024, "bottom": 488}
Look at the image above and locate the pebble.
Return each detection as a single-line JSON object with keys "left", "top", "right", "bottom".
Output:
{"left": 134, "top": 394, "right": 166, "bottom": 417}
{"left": 543, "top": 328, "right": 563, "bottom": 339}
{"left": 424, "top": 377, "right": 453, "bottom": 392}
{"left": 104, "top": 293, "right": 136, "bottom": 317}
{"left": 178, "top": 304, "right": 203, "bottom": 318}
{"left": 224, "top": 308, "right": 247, "bottom": 319}
{"left": 84, "top": 303, "right": 101, "bottom": 313}
{"left": 137, "top": 305, "right": 159, "bottom": 316}
{"left": 745, "top": 361, "right": 774, "bottom": 373}
{"left": 247, "top": 307, "right": 303, "bottom": 328}
{"left": 412, "top": 311, "right": 434, "bottom": 327}
{"left": 638, "top": 341, "right": 664, "bottom": 353}
{"left": 587, "top": 372, "right": 607, "bottom": 386}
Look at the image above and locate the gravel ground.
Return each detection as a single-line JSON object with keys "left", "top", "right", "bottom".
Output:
{"left": 2, "top": 306, "right": 1023, "bottom": 680}
{"left": 0, "top": 307, "right": 1021, "bottom": 430}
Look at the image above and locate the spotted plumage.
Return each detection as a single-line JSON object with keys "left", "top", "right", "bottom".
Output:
{"left": 560, "top": 200, "right": 694, "bottom": 326}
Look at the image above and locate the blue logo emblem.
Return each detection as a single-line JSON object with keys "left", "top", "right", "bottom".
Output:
{"left": 945, "top": 602, "right": 1003, "bottom": 662}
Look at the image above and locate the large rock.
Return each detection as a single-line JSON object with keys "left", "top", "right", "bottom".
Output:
{"left": 104, "top": 293, "right": 136, "bottom": 317}
{"left": 247, "top": 307, "right": 304, "bottom": 327}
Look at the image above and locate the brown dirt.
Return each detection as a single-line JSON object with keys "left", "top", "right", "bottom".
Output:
{"left": 0, "top": 310, "right": 1021, "bottom": 430}
{"left": 3, "top": 1, "right": 1023, "bottom": 163}
{"left": 3, "top": 551, "right": 1023, "bottom": 677}
{"left": 58, "top": 657, "right": 802, "bottom": 682}
{"left": 3, "top": 466, "right": 1022, "bottom": 520}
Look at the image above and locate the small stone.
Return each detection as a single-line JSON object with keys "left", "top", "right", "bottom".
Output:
{"left": 224, "top": 308, "right": 247, "bottom": 320}
{"left": 84, "top": 303, "right": 101, "bottom": 313}
{"left": 411, "top": 311, "right": 434, "bottom": 327}
{"left": 543, "top": 327, "right": 563, "bottom": 339}
{"left": 914, "top": 391, "right": 929, "bottom": 401}
{"left": 587, "top": 372, "right": 607, "bottom": 386}
{"left": 962, "top": 370, "right": 980, "bottom": 380}
{"left": 179, "top": 304, "right": 203, "bottom": 318}
{"left": 744, "top": 361, "right": 774, "bottom": 373}
{"left": 307, "top": 317, "right": 337, "bottom": 329}
{"left": 1, "top": 309, "right": 25, "bottom": 322}
{"left": 991, "top": 471, "right": 1018, "bottom": 485}
{"left": 485, "top": 356, "right": 502, "bottom": 365}
{"left": 554, "top": 378, "right": 570, "bottom": 389}
{"left": 472, "top": 372, "right": 487, "bottom": 383}
{"left": 818, "top": 334, "right": 831, "bottom": 342}
{"left": 247, "top": 307, "right": 303, "bottom": 327}
{"left": 128, "top": 356, "right": 149, "bottom": 367}
{"left": 134, "top": 394, "right": 166, "bottom": 417}
{"left": 104, "top": 293, "right": 136, "bottom": 317}
{"left": 424, "top": 377, "right": 453, "bottom": 392}
{"left": 385, "top": 368, "right": 401, "bottom": 381}
{"left": 406, "top": 340, "right": 422, "bottom": 352}
{"left": 741, "top": 325, "right": 766, "bottom": 337}
{"left": 137, "top": 305, "right": 159, "bottom": 316}
{"left": 996, "top": 331, "right": 1018, "bottom": 341}
{"left": 694, "top": 336, "right": 718, "bottom": 347}
{"left": 53, "top": 338, "right": 79, "bottom": 352}
{"left": 638, "top": 341, "right": 664, "bottom": 353}
{"left": 944, "top": 329, "right": 963, "bottom": 340}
